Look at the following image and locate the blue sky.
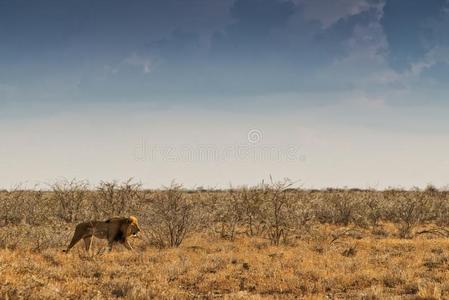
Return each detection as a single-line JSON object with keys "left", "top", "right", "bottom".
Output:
{"left": 1, "top": 0, "right": 449, "bottom": 188}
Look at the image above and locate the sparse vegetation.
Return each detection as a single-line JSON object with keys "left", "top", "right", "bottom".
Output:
{"left": 1, "top": 179, "right": 449, "bottom": 298}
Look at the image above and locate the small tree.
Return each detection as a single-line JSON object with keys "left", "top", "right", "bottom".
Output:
{"left": 94, "top": 179, "right": 143, "bottom": 218}
{"left": 315, "top": 190, "right": 362, "bottom": 226}
{"left": 51, "top": 179, "right": 90, "bottom": 223}
{"left": 386, "top": 189, "right": 434, "bottom": 238}
{"left": 0, "top": 185, "right": 26, "bottom": 225}
{"left": 261, "top": 178, "right": 296, "bottom": 245}
{"left": 238, "top": 187, "right": 266, "bottom": 237}
{"left": 146, "top": 183, "right": 194, "bottom": 248}
{"left": 213, "top": 188, "right": 245, "bottom": 240}
{"left": 363, "top": 191, "right": 383, "bottom": 228}
{"left": 22, "top": 189, "right": 53, "bottom": 225}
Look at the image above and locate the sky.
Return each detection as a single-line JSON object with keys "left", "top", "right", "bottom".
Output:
{"left": 1, "top": 0, "right": 449, "bottom": 189}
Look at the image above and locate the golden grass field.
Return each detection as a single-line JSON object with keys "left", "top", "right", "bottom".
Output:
{"left": 2, "top": 224, "right": 449, "bottom": 299}
{"left": 1, "top": 182, "right": 449, "bottom": 299}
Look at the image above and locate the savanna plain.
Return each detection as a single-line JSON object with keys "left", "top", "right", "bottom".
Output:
{"left": 1, "top": 179, "right": 449, "bottom": 299}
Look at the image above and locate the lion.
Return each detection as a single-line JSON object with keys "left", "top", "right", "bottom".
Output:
{"left": 63, "top": 216, "right": 141, "bottom": 253}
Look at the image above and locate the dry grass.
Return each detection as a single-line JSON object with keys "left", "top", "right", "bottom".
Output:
{"left": 1, "top": 225, "right": 449, "bottom": 299}
{"left": 1, "top": 182, "right": 449, "bottom": 299}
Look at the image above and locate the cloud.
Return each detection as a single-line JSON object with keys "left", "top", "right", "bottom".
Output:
{"left": 421, "top": 62, "right": 449, "bottom": 86}
{"left": 298, "top": 0, "right": 374, "bottom": 27}
{"left": 315, "top": 7, "right": 380, "bottom": 59}
{"left": 211, "top": 0, "right": 296, "bottom": 58}
{"left": 72, "top": 0, "right": 393, "bottom": 104}
{"left": 124, "top": 54, "right": 153, "bottom": 74}
{"left": 147, "top": 30, "right": 202, "bottom": 62}
{"left": 381, "top": 0, "right": 449, "bottom": 71}
{"left": 0, "top": 0, "right": 231, "bottom": 63}
{"left": 2, "top": 0, "right": 448, "bottom": 111}
{"left": 230, "top": 0, "right": 296, "bottom": 31}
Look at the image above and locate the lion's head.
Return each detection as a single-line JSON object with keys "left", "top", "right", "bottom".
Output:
{"left": 125, "top": 216, "right": 141, "bottom": 237}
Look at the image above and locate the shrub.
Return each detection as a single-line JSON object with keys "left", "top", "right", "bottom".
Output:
{"left": 385, "top": 189, "right": 435, "bottom": 238}
{"left": 93, "top": 179, "right": 143, "bottom": 218}
{"left": 145, "top": 183, "right": 195, "bottom": 248}
{"left": 259, "top": 179, "right": 297, "bottom": 245}
{"left": 315, "top": 190, "right": 363, "bottom": 226}
{"left": 51, "top": 179, "right": 90, "bottom": 223}
{"left": 0, "top": 185, "right": 26, "bottom": 225}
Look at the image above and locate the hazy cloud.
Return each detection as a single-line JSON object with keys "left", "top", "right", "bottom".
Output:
{"left": 1, "top": 0, "right": 448, "bottom": 110}
{"left": 381, "top": 0, "right": 449, "bottom": 70}
{"left": 298, "top": 0, "right": 374, "bottom": 27}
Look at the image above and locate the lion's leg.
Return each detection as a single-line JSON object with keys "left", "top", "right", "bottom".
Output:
{"left": 122, "top": 240, "right": 134, "bottom": 251}
{"left": 64, "top": 230, "right": 83, "bottom": 253}
{"left": 107, "top": 240, "right": 114, "bottom": 252}
{"left": 64, "top": 223, "right": 93, "bottom": 253}
{"left": 83, "top": 236, "right": 93, "bottom": 252}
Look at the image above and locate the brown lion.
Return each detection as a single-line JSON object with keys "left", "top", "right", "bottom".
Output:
{"left": 63, "top": 216, "right": 141, "bottom": 253}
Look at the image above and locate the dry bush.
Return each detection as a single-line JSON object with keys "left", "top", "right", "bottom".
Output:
{"left": 19, "top": 190, "right": 55, "bottom": 225}
{"left": 93, "top": 179, "right": 143, "bottom": 219}
{"left": 211, "top": 179, "right": 309, "bottom": 245}
{"left": 259, "top": 179, "right": 297, "bottom": 245}
{"left": 231, "top": 187, "right": 266, "bottom": 237}
{"left": 385, "top": 189, "right": 436, "bottom": 238}
{"left": 361, "top": 190, "right": 384, "bottom": 228}
{"left": 144, "top": 183, "right": 195, "bottom": 248}
{"left": 210, "top": 185, "right": 267, "bottom": 240}
{"left": 193, "top": 191, "right": 226, "bottom": 233}
{"left": 315, "top": 190, "right": 364, "bottom": 226}
{"left": 213, "top": 189, "right": 244, "bottom": 240}
{"left": 2, "top": 179, "right": 449, "bottom": 248}
{"left": 0, "top": 185, "right": 26, "bottom": 225}
{"left": 211, "top": 185, "right": 262, "bottom": 240}
{"left": 290, "top": 191, "right": 315, "bottom": 237}
{"left": 425, "top": 187, "right": 449, "bottom": 226}
{"left": 51, "top": 179, "right": 90, "bottom": 223}
{"left": 0, "top": 186, "right": 54, "bottom": 226}
{"left": 0, "top": 224, "right": 69, "bottom": 251}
